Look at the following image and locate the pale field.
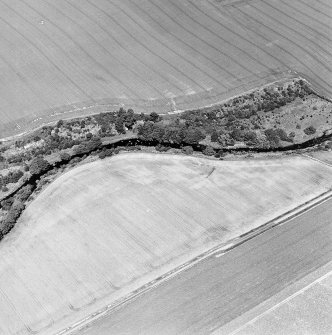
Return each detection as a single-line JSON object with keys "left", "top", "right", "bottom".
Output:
{"left": 0, "top": 153, "right": 332, "bottom": 334}
{"left": 0, "top": 0, "right": 331, "bottom": 137}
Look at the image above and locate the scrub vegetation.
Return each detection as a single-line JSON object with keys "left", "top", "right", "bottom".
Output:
{"left": 0, "top": 78, "right": 331, "bottom": 239}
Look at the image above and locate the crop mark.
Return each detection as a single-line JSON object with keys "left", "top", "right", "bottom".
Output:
{"left": 70, "top": 0, "right": 184, "bottom": 96}
{"left": 96, "top": 0, "right": 209, "bottom": 92}
{"left": 206, "top": 167, "right": 216, "bottom": 178}
{"left": 234, "top": 6, "right": 332, "bottom": 91}
{"left": 297, "top": 0, "right": 332, "bottom": 20}
{"left": 196, "top": 0, "right": 288, "bottom": 69}
{"left": 263, "top": 0, "right": 332, "bottom": 43}
{"left": 280, "top": 0, "right": 332, "bottom": 35}
{"left": 64, "top": 0, "right": 166, "bottom": 98}
{"left": 245, "top": 3, "right": 332, "bottom": 73}
{"left": 1, "top": 0, "right": 110, "bottom": 99}
{"left": 0, "top": 45, "right": 50, "bottom": 111}
{"left": 145, "top": 0, "right": 244, "bottom": 79}
{"left": 169, "top": 0, "right": 272, "bottom": 74}
{"left": 121, "top": 0, "right": 238, "bottom": 84}
{"left": 39, "top": 0, "right": 144, "bottom": 99}
{"left": 316, "top": 0, "right": 332, "bottom": 10}
{"left": 0, "top": 3, "right": 90, "bottom": 101}
{"left": 151, "top": 0, "right": 257, "bottom": 78}
{"left": 104, "top": 0, "right": 228, "bottom": 90}
{"left": 251, "top": 2, "right": 332, "bottom": 61}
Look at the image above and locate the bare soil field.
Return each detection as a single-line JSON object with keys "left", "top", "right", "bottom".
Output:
{"left": 0, "top": 0, "right": 331, "bottom": 137}
{"left": 0, "top": 153, "right": 331, "bottom": 334}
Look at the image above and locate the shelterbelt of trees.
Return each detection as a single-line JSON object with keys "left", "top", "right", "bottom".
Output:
{"left": 0, "top": 78, "right": 331, "bottom": 239}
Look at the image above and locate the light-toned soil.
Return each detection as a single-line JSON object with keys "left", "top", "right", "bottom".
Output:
{"left": 306, "top": 150, "right": 332, "bottom": 165}
{"left": 0, "top": 153, "right": 332, "bottom": 334}
{"left": 0, "top": 0, "right": 331, "bottom": 137}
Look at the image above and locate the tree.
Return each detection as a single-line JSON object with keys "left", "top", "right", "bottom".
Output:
{"left": 137, "top": 122, "right": 156, "bottom": 141}
{"left": 29, "top": 157, "right": 50, "bottom": 176}
{"left": 155, "top": 144, "right": 170, "bottom": 152}
{"left": 60, "top": 152, "right": 71, "bottom": 162}
{"left": 115, "top": 117, "right": 126, "bottom": 134}
{"left": 275, "top": 129, "right": 292, "bottom": 142}
{"left": 99, "top": 148, "right": 114, "bottom": 159}
{"left": 56, "top": 119, "right": 64, "bottom": 128}
{"left": 182, "top": 146, "right": 193, "bottom": 155}
{"left": 151, "top": 125, "right": 165, "bottom": 142}
{"left": 16, "top": 185, "right": 33, "bottom": 202}
{"left": 1, "top": 198, "right": 13, "bottom": 211}
{"left": 325, "top": 141, "right": 332, "bottom": 150}
{"left": 203, "top": 146, "right": 215, "bottom": 156}
{"left": 163, "top": 127, "right": 186, "bottom": 144}
{"left": 74, "top": 138, "right": 102, "bottom": 155}
{"left": 211, "top": 130, "right": 219, "bottom": 143}
{"left": 243, "top": 131, "right": 258, "bottom": 144}
{"left": 149, "top": 112, "right": 160, "bottom": 122}
{"left": 124, "top": 109, "right": 135, "bottom": 128}
{"left": 184, "top": 128, "right": 205, "bottom": 145}
{"left": 0, "top": 201, "right": 25, "bottom": 235}
{"left": 304, "top": 126, "right": 316, "bottom": 135}
{"left": 265, "top": 128, "right": 282, "bottom": 146}
{"left": 118, "top": 107, "right": 126, "bottom": 118}
{"left": 98, "top": 151, "right": 106, "bottom": 159}
{"left": 230, "top": 128, "right": 245, "bottom": 141}
{"left": 289, "top": 131, "right": 295, "bottom": 139}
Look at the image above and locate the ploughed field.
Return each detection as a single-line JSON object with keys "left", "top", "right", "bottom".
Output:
{"left": 1, "top": 153, "right": 332, "bottom": 335}
{"left": 1, "top": 0, "right": 332, "bottom": 137}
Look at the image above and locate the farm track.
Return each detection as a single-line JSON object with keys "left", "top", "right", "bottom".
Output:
{"left": 0, "top": 0, "right": 331, "bottom": 137}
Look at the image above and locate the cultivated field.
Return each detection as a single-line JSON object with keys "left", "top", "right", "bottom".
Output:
{"left": 0, "top": 153, "right": 332, "bottom": 334}
{"left": 0, "top": 0, "right": 331, "bottom": 137}
{"left": 229, "top": 271, "right": 332, "bottom": 335}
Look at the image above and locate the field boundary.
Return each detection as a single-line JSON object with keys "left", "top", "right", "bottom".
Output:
{"left": 0, "top": 72, "right": 307, "bottom": 143}
{"left": 55, "top": 189, "right": 332, "bottom": 335}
